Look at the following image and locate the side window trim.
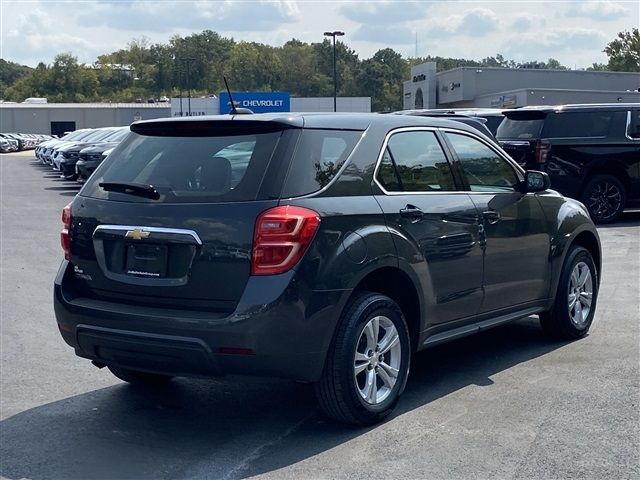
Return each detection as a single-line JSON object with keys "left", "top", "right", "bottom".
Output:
{"left": 372, "top": 126, "right": 465, "bottom": 195}
{"left": 626, "top": 110, "right": 640, "bottom": 141}
{"left": 439, "top": 127, "right": 525, "bottom": 194}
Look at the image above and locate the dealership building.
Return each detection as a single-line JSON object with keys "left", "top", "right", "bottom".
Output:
{"left": 403, "top": 62, "right": 640, "bottom": 109}
{"left": 0, "top": 93, "right": 371, "bottom": 135}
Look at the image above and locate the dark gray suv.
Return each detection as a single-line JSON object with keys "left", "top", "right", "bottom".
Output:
{"left": 54, "top": 113, "right": 601, "bottom": 425}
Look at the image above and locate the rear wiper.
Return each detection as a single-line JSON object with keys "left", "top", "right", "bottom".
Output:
{"left": 99, "top": 182, "right": 160, "bottom": 200}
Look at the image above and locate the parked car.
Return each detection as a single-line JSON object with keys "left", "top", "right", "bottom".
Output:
{"left": 76, "top": 128, "right": 130, "bottom": 181}
{"left": 58, "top": 127, "right": 128, "bottom": 180}
{"left": 40, "top": 129, "right": 93, "bottom": 165}
{"left": 1, "top": 133, "right": 27, "bottom": 150}
{"left": 497, "top": 103, "right": 640, "bottom": 223}
{"left": 54, "top": 113, "right": 601, "bottom": 425}
{"left": 0, "top": 135, "right": 19, "bottom": 153}
{"left": 52, "top": 128, "right": 118, "bottom": 173}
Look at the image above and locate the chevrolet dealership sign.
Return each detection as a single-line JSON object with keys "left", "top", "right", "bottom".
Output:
{"left": 219, "top": 92, "right": 290, "bottom": 114}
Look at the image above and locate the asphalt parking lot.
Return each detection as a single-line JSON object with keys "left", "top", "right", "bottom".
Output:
{"left": 1, "top": 151, "right": 639, "bottom": 480}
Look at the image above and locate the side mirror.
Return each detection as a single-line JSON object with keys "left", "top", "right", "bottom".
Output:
{"left": 524, "top": 170, "right": 550, "bottom": 193}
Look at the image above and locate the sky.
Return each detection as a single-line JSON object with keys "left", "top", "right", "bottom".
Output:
{"left": 1, "top": 0, "right": 638, "bottom": 69}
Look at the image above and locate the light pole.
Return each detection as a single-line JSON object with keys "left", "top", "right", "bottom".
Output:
{"left": 323, "top": 30, "right": 344, "bottom": 112}
{"left": 173, "top": 55, "right": 183, "bottom": 116}
{"left": 182, "top": 57, "right": 195, "bottom": 116}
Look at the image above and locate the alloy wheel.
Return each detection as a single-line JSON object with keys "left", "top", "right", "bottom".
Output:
{"left": 354, "top": 315, "right": 402, "bottom": 405}
{"left": 587, "top": 181, "right": 622, "bottom": 222}
{"left": 568, "top": 261, "right": 593, "bottom": 328}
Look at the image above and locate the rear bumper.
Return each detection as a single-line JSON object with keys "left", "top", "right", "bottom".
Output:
{"left": 54, "top": 260, "right": 349, "bottom": 382}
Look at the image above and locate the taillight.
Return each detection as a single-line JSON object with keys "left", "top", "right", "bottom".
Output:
{"left": 60, "top": 202, "right": 72, "bottom": 260}
{"left": 251, "top": 205, "right": 321, "bottom": 276}
{"left": 534, "top": 139, "right": 551, "bottom": 164}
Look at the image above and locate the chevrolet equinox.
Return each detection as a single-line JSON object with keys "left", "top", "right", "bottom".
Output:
{"left": 54, "top": 113, "right": 601, "bottom": 425}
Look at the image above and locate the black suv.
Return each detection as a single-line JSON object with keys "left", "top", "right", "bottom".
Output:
{"left": 54, "top": 113, "right": 601, "bottom": 425}
{"left": 497, "top": 104, "right": 640, "bottom": 223}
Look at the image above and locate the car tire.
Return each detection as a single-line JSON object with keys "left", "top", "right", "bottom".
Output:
{"left": 540, "top": 246, "right": 598, "bottom": 340}
{"left": 314, "top": 292, "right": 411, "bottom": 426}
{"left": 107, "top": 366, "right": 173, "bottom": 385}
{"left": 581, "top": 174, "right": 626, "bottom": 224}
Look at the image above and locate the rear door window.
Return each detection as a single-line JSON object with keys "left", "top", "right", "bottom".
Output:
{"left": 377, "top": 130, "right": 456, "bottom": 192}
{"left": 281, "top": 129, "right": 363, "bottom": 197}
{"left": 82, "top": 131, "right": 284, "bottom": 203}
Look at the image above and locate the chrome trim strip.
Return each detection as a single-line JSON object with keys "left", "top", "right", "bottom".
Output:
{"left": 372, "top": 127, "right": 465, "bottom": 196}
{"left": 372, "top": 126, "right": 524, "bottom": 196}
{"left": 625, "top": 110, "right": 640, "bottom": 141}
{"left": 93, "top": 225, "right": 203, "bottom": 245}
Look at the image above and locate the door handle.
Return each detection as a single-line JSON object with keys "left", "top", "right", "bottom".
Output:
{"left": 482, "top": 210, "right": 501, "bottom": 225}
{"left": 400, "top": 205, "right": 424, "bottom": 221}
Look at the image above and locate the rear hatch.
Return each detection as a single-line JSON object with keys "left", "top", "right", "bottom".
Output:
{"left": 496, "top": 110, "right": 547, "bottom": 168}
{"left": 69, "top": 119, "right": 299, "bottom": 313}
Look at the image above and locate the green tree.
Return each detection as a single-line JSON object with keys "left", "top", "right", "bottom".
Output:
{"left": 587, "top": 63, "right": 608, "bottom": 71}
{"left": 604, "top": 28, "right": 640, "bottom": 72}
{"left": 48, "top": 53, "right": 98, "bottom": 101}
{"left": 357, "top": 48, "right": 409, "bottom": 111}
{"left": 544, "top": 58, "right": 567, "bottom": 70}
{"left": 0, "top": 59, "right": 32, "bottom": 86}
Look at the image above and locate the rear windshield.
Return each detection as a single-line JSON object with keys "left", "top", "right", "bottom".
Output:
{"left": 497, "top": 117, "right": 544, "bottom": 139}
{"left": 81, "top": 130, "right": 283, "bottom": 203}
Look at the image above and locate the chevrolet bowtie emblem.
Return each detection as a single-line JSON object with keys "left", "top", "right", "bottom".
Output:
{"left": 125, "top": 229, "right": 150, "bottom": 240}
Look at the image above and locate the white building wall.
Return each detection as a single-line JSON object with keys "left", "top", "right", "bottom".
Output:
{"left": 403, "top": 62, "right": 437, "bottom": 110}
{"left": 290, "top": 97, "right": 371, "bottom": 112}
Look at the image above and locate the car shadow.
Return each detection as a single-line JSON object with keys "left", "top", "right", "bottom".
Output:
{"left": 44, "top": 186, "right": 82, "bottom": 192}
{"left": 0, "top": 316, "right": 570, "bottom": 480}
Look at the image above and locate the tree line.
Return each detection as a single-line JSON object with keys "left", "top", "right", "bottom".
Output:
{"left": 1, "top": 28, "right": 638, "bottom": 111}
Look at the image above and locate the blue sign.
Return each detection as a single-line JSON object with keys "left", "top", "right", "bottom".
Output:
{"left": 219, "top": 91, "right": 290, "bottom": 114}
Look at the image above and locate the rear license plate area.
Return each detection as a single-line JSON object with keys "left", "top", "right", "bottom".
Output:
{"left": 125, "top": 244, "right": 168, "bottom": 278}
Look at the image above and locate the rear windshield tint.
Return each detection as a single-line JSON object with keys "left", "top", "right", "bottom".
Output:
{"left": 81, "top": 131, "right": 283, "bottom": 203}
{"left": 281, "top": 129, "right": 363, "bottom": 197}
{"left": 496, "top": 117, "right": 544, "bottom": 139}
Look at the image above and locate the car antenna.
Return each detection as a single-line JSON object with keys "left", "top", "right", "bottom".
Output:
{"left": 223, "top": 76, "right": 239, "bottom": 115}
{"left": 223, "top": 76, "right": 253, "bottom": 115}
